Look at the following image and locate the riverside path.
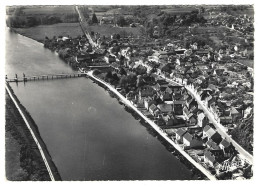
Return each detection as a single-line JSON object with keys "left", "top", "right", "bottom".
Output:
{"left": 87, "top": 70, "right": 217, "bottom": 180}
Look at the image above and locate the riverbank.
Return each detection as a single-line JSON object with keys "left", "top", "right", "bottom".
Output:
{"left": 5, "top": 83, "right": 62, "bottom": 181}
{"left": 89, "top": 75, "right": 207, "bottom": 180}
{"left": 87, "top": 71, "right": 216, "bottom": 180}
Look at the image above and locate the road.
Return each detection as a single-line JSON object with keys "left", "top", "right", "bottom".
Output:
{"left": 162, "top": 75, "right": 253, "bottom": 164}
{"left": 75, "top": 5, "right": 97, "bottom": 48}
{"left": 74, "top": 4, "right": 253, "bottom": 165}
{"left": 87, "top": 71, "right": 217, "bottom": 180}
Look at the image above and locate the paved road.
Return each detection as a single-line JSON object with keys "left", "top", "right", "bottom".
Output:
{"left": 162, "top": 75, "right": 253, "bottom": 164}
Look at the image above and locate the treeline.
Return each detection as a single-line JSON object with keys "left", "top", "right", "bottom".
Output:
{"left": 140, "top": 10, "right": 207, "bottom": 39}
{"left": 6, "top": 7, "right": 79, "bottom": 28}
{"left": 6, "top": 16, "right": 62, "bottom": 28}
{"left": 6, "top": 13, "right": 79, "bottom": 28}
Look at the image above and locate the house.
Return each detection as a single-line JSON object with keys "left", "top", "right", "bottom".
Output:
{"left": 219, "top": 116, "right": 232, "bottom": 125}
{"left": 175, "top": 49, "right": 186, "bottom": 55}
{"left": 156, "top": 117, "right": 166, "bottom": 126}
{"left": 196, "top": 50, "right": 209, "bottom": 57}
{"left": 139, "top": 87, "right": 155, "bottom": 101}
{"left": 197, "top": 112, "right": 205, "bottom": 127}
{"left": 158, "top": 51, "right": 169, "bottom": 61}
{"left": 183, "top": 106, "right": 190, "bottom": 117}
{"left": 188, "top": 99, "right": 198, "bottom": 111}
{"left": 230, "top": 107, "right": 241, "bottom": 121}
{"left": 176, "top": 128, "right": 187, "bottom": 143}
{"left": 157, "top": 104, "right": 173, "bottom": 114}
{"left": 166, "top": 118, "right": 175, "bottom": 126}
{"left": 208, "top": 97, "right": 217, "bottom": 107}
{"left": 149, "top": 104, "right": 159, "bottom": 116}
{"left": 204, "top": 150, "right": 217, "bottom": 167}
{"left": 203, "top": 125, "right": 222, "bottom": 144}
{"left": 152, "top": 82, "right": 168, "bottom": 92}
{"left": 160, "top": 92, "right": 172, "bottom": 103}
{"left": 173, "top": 100, "right": 185, "bottom": 115}
{"left": 183, "top": 132, "right": 204, "bottom": 149}
{"left": 219, "top": 139, "right": 231, "bottom": 150}
{"left": 206, "top": 138, "right": 220, "bottom": 150}
{"left": 126, "top": 91, "right": 136, "bottom": 100}
{"left": 144, "top": 97, "right": 156, "bottom": 110}
{"left": 189, "top": 115, "right": 197, "bottom": 126}
{"left": 76, "top": 53, "right": 91, "bottom": 63}
{"left": 108, "top": 55, "right": 116, "bottom": 63}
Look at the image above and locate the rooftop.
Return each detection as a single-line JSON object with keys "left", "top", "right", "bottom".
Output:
{"left": 176, "top": 128, "right": 187, "bottom": 137}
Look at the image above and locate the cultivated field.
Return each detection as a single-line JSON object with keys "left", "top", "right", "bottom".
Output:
{"left": 13, "top": 23, "right": 83, "bottom": 42}
{"left": 22, "top": 5, "right": 77, "bottom": 15}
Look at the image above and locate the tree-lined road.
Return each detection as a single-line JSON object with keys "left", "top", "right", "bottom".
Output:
{"left": 75, "top": 5, "right": 97, "bottom": 48}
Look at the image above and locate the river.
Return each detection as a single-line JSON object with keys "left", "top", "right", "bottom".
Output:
{"left": 5, "top": 28, "right": 196, "bottom": 180}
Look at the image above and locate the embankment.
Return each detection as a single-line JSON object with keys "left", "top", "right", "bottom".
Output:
{"left": 5, "top": 82, "right": 62, "bottom": 181}
{"left": 88, "top": 72, "right": 216, "bottom": 180}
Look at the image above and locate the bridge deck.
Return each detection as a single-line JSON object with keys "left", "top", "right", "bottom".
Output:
{"left": 6, "top": 73, "right": 87, "bottom": 83}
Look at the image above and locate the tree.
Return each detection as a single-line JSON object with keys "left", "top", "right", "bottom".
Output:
{"left": 117, "top": 16, "right": 127, "bottom": 27}
{"left": 119, "top": 68, "right": 127, "bottom": 76}
{"left": 105, "top": 71, "right": 113, "bottom": 79}
{"left": 80, "top": 7, "right": 90, "bottom": 20}
{"left": 163, "top": 14, "right": 175, "bottom": 27}
{"left": 248, "top": 53, "right": 254, "bottom": 60}
{"left": 93, "top": 69, "right": 101, "bottom": 75}
{"left": 92, "top": 13, "right": 98, "bottom": 24}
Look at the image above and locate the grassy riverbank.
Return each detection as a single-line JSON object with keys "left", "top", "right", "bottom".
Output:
{"left": 5, "top": 85, "right": 62, "bottom": 181}
{"left": 10, "top": 23, "right": 83, "bottom": 43}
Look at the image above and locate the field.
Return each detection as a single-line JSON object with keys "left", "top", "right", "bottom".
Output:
{"left": 12, "top": 23, "right": 83, "bottom": 42}
{"left": 21, "top": 5, "right": 76, "bottom": 15}
{"left": 161, "top": 6, "right": 196, "bottom": 14}
{"left": 88, "top": 25, "right": 141, "bottom": 37}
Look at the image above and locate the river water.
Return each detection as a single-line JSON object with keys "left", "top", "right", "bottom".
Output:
{"left": 5, "top": 28, "right": 195, "bottom": 180}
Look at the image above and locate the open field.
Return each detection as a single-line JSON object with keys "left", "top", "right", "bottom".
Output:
{"left": 21, "top": 5, "right": 76, "bottom": 15}
{"left": 88, "top": 25, "right": 141, "bottom": 37}
{"left": 161, "top": 7, "right": 196, "bottom": 14}
{"left": 12, "top": 23, "right": 83, "bottom": 42}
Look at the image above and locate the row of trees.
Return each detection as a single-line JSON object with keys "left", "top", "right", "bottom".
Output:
{"left": 7, "top": 7, "right": 79, "bottom": 28}
{"left": 7, "top": 15, "right": 62, "bottom": 28}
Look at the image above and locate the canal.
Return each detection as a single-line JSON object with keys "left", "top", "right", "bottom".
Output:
{"left": 6, "top": 28, "right": 196, "bottom": 180}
